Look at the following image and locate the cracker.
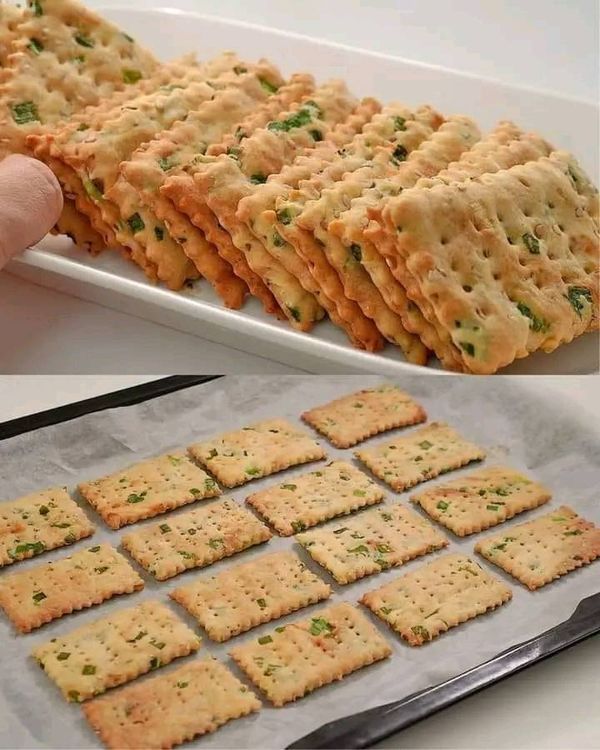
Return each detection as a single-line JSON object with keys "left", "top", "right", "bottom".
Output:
{"left": 0, "top": 543, "right": 143, "bottom": 633}
{"left": 78, "top": 451, "right": 220, "bottom": 530}
{"left": 411, "top": 465, "right": 551, "bottom": 536}
{"left": 229, "top": 601, "right": 391, "bottom": 706}
{"left": 301, "top": 383, "right": 427, "bottom": 448}
{"left": 326, "top": 116, "right": 482, "bottom": 370}
{"left": 170, "top": 550, "right": 331, "bottom": 641}
{"left": 115, "top": 64, "right": 286, "bottom": 305}
{"left": 188, "top": 419, "right": 326, "bottom": 488}
{"left": 0, "top": 486, "right": 94, "bottom": 568}
{"left": 361, "top": 552, "right": 512, "bottom": 646}
{"left": 167, "top": 80, "right": 361, "bottom": 328}
{"left": 297, "top": 501, "right": 448, "bottom": 584}
{"left": 83, "top": 658, "right": 261, "bottom": 750}
{"left": 121, "top": 498, "right": 272, "bottom": 581}
{"left": 355, "top": 422, "right": 486, "bottom": 492}
{"left": 378, "top": 152, "right": 599, "bottom": 373}
{"left": 0, "top": 2, "right": 23, "bottom": 67}
{"left": 0, "top": 0, "right": 158, "bottom": 153}
{"left": 246, "top": 460, "right": 385, "bottom": 536}
{"left": 53, "top": 198, "right": 106, "bottom": 254}
{"left": 475, "top": 505, "right": 600, "bottom": 590}
{"left": 33, "top": 600, "right": 201, "bottom": 702}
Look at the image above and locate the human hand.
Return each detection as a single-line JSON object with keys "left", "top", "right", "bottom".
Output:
{"left": 0, "top": 154, "right": 63, "bottom": 270}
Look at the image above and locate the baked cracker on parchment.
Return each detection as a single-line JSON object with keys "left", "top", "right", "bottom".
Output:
{"left": 362, "top": 552, "right": 512, "bottom": 645}
{"left": 229, "top": 601, "right": 391, "bottom": 706}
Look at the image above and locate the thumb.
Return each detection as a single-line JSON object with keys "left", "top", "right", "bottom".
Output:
{"left": 0, "top": 154, "right": 63, "bottom": 269}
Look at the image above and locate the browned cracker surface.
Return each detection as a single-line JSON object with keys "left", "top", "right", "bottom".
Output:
{"left": 33, "top": 600, "right": 201, "bottom": 702}
{"left": 362, "top": 553, "right": 512, "bottom": 645}
{"left": 78, "top": 451, "right": 220, "bottom": 529}
{"left": 121, "top": 498, "right": 272, "bottom": 580}
{"left": 246, "top": 460, "right": 385, "bottom": 536}
{"left": 411, "top": 465, "right": 551, "bottom": 536}
{"left": 297, "top": 501, "right": 448, "bottom": 584}
{"left": 302, "top": 383, "right": 427, "bottom": 448}
{"left": 83, "top": 658, "right": 261, "bottom": 750}
{"left": 475, "top": 505, "right": 600, "bottom": 590}
{"left": 170, "top": 550, "right": 331, "bottom": 641}
{"left": 188, "top": 419, "right": 326, "bottom": 488}
{"left": 0, "top": 487, "right": 94, "bottom": 568}
{"left": 355, "top": 422, "right": 485, "bottom": 492}
{"left": 229, "top": 601, "right": 391, "bottom": 706}
{"left": 0, "top": 543, "right": 143, "bottom": 633}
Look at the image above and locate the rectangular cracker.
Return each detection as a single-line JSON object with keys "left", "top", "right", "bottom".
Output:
{"left": 301, "top": 383, "right": 427, "bottom": 448}
{"left": 411, "top": 465, "right": 551, "bottom": 536}
{"left": 0, "top": 543, "right": 143, "bottom": 633}
{"left": 246, "top": 460, "right": 385, "bottom": 536}
{"left": 78, "top": 451, "right": 221, "bottom": 530}
{"left": 33, "top": 600, "right": 201, "bottom": 702}
{"left": 361, "top": 553, "right": 512, "bottom": 646}
{"left": 188, "top": 419, "right": 326, "bottom": 488}
{"left": 475, "top": 505, "right": 600, "bottom": 590}
{"left": 170, "top": 550, "right": 331, "bottom": 641}
{"left": 83, "top": 658, "right": 261, "bottom": 750}
{"left": 0, "top": 486, "right": 94, "bottom": 568}
{"left": 53, "top": 198, "right": 107, "bottom": 255}
{"left": 0, "top": 0, "right": 158, "bottom": 153}
{"left": 355, "top": 422, "right": 486, "bottom": 492}
{"left": 378, "top": 152, "right": 599, "bottom": 373}
{"left": 229, "top": 601, "right": 391, "bottom": 706}
{"left": 121, "top": 498, "right": 272, "bottom": 581}
{"left": 297, "top": 501, "right": 448, "bottom": 584}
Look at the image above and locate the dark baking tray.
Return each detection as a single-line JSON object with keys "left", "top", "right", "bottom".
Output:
{"left": 1, "top": 375, "right": 598, "bottom": 749}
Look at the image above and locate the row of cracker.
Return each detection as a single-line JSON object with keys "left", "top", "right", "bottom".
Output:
{"left": 29, "top": 60, "right": 599, "bottom": 371}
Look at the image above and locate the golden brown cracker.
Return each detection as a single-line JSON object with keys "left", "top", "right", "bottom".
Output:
{"left": 33, "top": 600, "right": 201, "bottom": 702}
{"left": 229, "top": 602, "right": 391, "bottom": 706}
{"left": 170, "top": 550, "right": 331, "bottom": 641}
{"left": 188, "top": 419, "right": 326, "bottom": 488}
{"left": 78, "top": 451, "right": 221, "bottom": 530}
{"left": 246, "top": 460, "right": 385, "bottom": 535}
{"left": 0, "top": 543, "right": 143, "bottom": 633}
{"left": 362, "top": 553, "right": 512, "bottom": 645}
{"left": 121, "top": 498, "right": 272, "bottom": 581}
{"left": 355, "top": 422, "right": 486, "bottom": 492}
{"left": 297, "top": 501, "right": 448, "bottom": 584}
{"left": 0, "top": 486, "right": 94, "bottom": 568}
{"left": 411, "top": 465, "right": 551, "bottom": 536}
{"left": 301, "top": 383, "right": 427, "bottom": 448}
{"left": 83, "top": 658, "right": 261, "bottom": 750}
{"left": 475, "top": 505, "right": 600, "bottom": 590}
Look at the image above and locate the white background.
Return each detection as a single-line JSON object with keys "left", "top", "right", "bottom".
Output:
{"left": 0, "top": 0, "right": 597, "bottom": 374}
{"left": 0, "top": 375, "right": 598, "bottom": 749}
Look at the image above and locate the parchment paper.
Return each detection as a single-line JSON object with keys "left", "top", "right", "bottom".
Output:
{"left": 0, "top": 375, "right": 599, "bottom": 750}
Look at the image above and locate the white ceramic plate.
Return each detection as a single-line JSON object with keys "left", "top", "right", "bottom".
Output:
{"left": 8, "top": 6, "right": 599, "bottom": 375}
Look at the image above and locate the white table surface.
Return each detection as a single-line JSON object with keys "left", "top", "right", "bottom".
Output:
{"left": 1, "top": 375, "right": 598, "bottom": 749}
{"left": 0, "top": 0, "right": 598, "bottom": 374}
